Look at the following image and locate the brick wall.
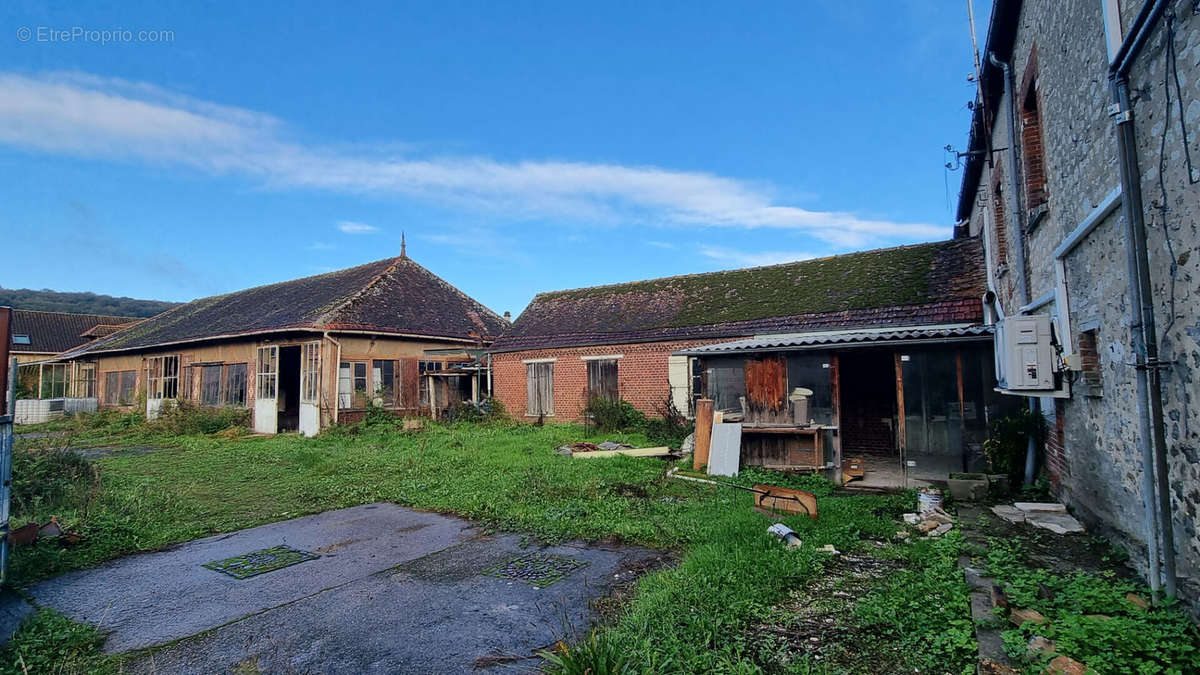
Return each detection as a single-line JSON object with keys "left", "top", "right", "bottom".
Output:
{"left": 491, "top": 338, "right": 742, "bottom": 421}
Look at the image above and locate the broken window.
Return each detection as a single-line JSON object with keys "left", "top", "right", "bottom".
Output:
{"left": 104, "top": 370, "right": 136, "bottom": 405}
{"left": 200, "top": 364, "right": 222, "bottom": 406}
{"left": 526, "top": 361, "right": 554, "bottom": 416}
{"left": 418, "top": 360, "right": 441, "bottom": 408}
{"left": 40, "top": 363, "right": 69, "bottom": 398}
{"left": 705, "top": 357, "right": 747, "bottom": 413}
{"left": 224, "top": 363, "right": 247, "bottom": 406}
{"left": 586, "top": 358, "right": 619, "bottom": 402}
{"left": 372, "top": 359, "right": 399, "bottom": 408}
{"left": 146, "top": 355, "right": 180, "bottom": 400}
{"left": 785, "top": 353, "right": 833, "bottom": 425}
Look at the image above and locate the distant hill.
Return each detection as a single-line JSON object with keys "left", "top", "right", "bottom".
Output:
{"left": 0, "top": 287, "right": 179, "bottom": 318}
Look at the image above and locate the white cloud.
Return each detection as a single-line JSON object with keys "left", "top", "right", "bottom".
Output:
{"left": 336, "top": 221, "right": 378, "bottom": 234}
{"left": 308, "top": 241, "right": 336, "bottom": 250}
{"left": 0, "top": 71, "right": 951, "bottom": 248}
{"left": 698, "top": 245, "right": 821, "bottom": 268}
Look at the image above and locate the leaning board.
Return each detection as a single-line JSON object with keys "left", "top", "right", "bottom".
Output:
{"left": 707, "top": 423, "right": 742, "bottom": 477}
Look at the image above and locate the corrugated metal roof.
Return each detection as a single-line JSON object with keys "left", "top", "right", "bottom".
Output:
{"left": 674, "top": 324, "right": 994, "bottom": 355}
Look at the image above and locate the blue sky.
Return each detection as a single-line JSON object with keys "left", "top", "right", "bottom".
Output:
{"left": 0, "top": 1, "right": 990, "bottom": 317}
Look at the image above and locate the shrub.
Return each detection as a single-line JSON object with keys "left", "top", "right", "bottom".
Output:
{"left": 983, "top": 406, "right": 1046, "bottom": 485}
{"left": 149, "top": 400, "right": 250, "bottom": 435}
{"left": 541, "top": 631, "right": 634, "bottom": 675}
{"left": 583, "top": 395, "right": 647, "bottom": 433}
{"left": 644, "top": 396, "right": 693, "bottom": 449}
{"left": 12, "top": 447, "right": 98, "bottom": 522}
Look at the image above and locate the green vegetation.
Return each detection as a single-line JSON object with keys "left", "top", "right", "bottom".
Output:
{"left": 0, "top": 609, "right": 113, "bottom": 675}
{"left": 0, "top": 286, "right": 177, "bottom": 318}
{"left": 982, "top": 407, "right": 1046, "bottom": 489}
{"left": 536, "top": 241, "right": 944, "bottom": 329}
{"left": 984, "top": 537, "right": 1200, "bottom": 673}
{"left": 583, "top": 395, "right": 693, "bottom": 448}
{"left": 9, "top": 415, "right": 974, "bottom": 672}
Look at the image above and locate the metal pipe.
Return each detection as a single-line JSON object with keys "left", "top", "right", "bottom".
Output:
{"left": 1107, "top": 0, "right": 1176, "bottom": 599}
{"left": 988, "top": 51, "right": 1031, "bottom": 307}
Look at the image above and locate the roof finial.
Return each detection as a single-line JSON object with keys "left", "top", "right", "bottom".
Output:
{"left": 401, "top": 231, "right": 407, "bottom": 258}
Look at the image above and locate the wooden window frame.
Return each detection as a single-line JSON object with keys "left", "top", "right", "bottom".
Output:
{"left": 223, "top": 363, "right": 248, "bottom": 407}
{"left": 301, "top": 342, "right": 320, "bottom": 404}
{"left": 199, "top": 364, "right": 222, "bottom": 406}
{"left": 256, "top": 346, "right": 277, "bottom": 401}
{"left": 585, "top": 357, "right": 619, "bottom": 402}
{"left": 146, "top": 354, "right": 180, "bottom": 400}
{"left": 371, "top": 359, "right": 400, "bottom": 409}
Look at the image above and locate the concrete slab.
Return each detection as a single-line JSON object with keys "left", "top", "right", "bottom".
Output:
{"left": 29, "top": 503, "right": 663, "bottom": 673}
{"left": 991, "top": 505, "right": 1027, "bottom": 524}
{"left": 124, "top": 534, "right": 660, "bottom": 674}
{"left": 30, "top": 503, "right": 476, "bottom": 652}
{"left": 1027, "top": 512, "right": 1086, "bottom": 535}
{"left": 1013, "top": 502, "right": 1067, "bottom": 514}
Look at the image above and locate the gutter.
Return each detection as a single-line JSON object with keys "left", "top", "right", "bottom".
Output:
{"left": 1106, "top": 0, "right": 1176, "bottom": 599}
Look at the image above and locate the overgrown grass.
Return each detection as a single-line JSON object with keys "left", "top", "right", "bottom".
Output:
{"left": 0, "top": 609, "right": 113, "bottom": 675}
{"left": 9, "top": 418, "right": 974, "bottom": 672}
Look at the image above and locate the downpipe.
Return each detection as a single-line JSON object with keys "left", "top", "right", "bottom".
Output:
{"left": 988, "top": 50, "right": 1039, "bottom": 486}
{"left": 1107, "top": 0, "right": 1176, "bottom": 599}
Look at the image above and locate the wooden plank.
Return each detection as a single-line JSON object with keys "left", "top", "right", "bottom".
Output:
{"left": 830, "top": 352, "right": 842, "bottom": 484}
{"left": 956, "top": 349, "right": 967, "bottom": 473}
{"left": 573, "top": 446, "right": 672, "bottom": 459}
{"left": 753, "top": 484, "right": 818, "bottom": 519}
{"left": 693, "top": 398, "right": 714, "bottom": 471}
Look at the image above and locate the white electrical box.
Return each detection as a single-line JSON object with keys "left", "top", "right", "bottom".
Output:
{"left": 1001, "top": 315, "right": 1056, "bottom": 390}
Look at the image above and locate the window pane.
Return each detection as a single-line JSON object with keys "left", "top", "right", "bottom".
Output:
{"left": 120, "top": 371, "right": 136, "bottom": 405}
{"left": 586, "top": 359, "right": 618, "bottom": 402}
{"left": 373, "top": 359, "right": 396, "bottom": 408}
{"left": 201, "top": 365, "right": 222, "bottom": 406}
{"left": 224, "top": 364, "right": 247, "bottom": 407}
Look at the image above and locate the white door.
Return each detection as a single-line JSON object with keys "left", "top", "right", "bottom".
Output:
{"left": 667, "top": 355, "right": 691, "bottom": 418}
{"left": 299, "top": 341, "right": 320, "bottom": 437}
{"left": 254, "top": 345, "right": 278, "bottom": 434}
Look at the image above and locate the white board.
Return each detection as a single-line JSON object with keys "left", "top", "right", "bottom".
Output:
{"left": 667, "top": 355, "right": 691, "bottom": 417}
{"left": 707, "top": 422, "right": 742, "bottom": 477}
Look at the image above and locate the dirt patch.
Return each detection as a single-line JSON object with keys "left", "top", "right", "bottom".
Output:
{"left": 315, "top": 539, "right": 361, "bottom": 554}
{"left": 591, "top": 552, "right": 676, "bottom": 624}
{"left": 962, "top": 506, "right": 1135, "bottom": 579}
{"left": 744, "top": 552, "right": 908, "bottom": 672}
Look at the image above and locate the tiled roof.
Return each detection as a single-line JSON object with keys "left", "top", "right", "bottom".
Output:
{"left": 65, "top": 256, "right": 508, "bottom": 356}
{"left": 11, "top": 310, "right": 140, "bottom": 355}
{"left": 491, "top": 238, "right": 985, "bottom": 353}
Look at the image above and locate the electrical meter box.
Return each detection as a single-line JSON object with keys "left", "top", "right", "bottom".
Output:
{"left": 1001, "top": 315, "right": 1055, "bottom": 390}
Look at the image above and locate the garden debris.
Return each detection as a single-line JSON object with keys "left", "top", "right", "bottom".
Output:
{"left": 402, "top": 419, "right": 425, "bottom": 431}
{"left": 1026, "top": 635, "right": 1056, "bottom": 656}
{"left": 570, "top": 445, "right": 672, "bottom": 459}
{"left": 1125, "top": 593, "right": 1150, "bottom": 610}
{"left": 7, "top": 517, "right": 81, "bottom": 547}
{"left": 597, "top": 441, "right": 632, "bottom": 451}
{"left": 1014, "top": 502, "right": 1067, "bottom": 514}
{"left": 917, "top": 520, "right": 941, "bottom": 534}
{"left": 927, "top": 523, "right": 954, "bottom": 537}
{"left": 666, "top": 467, "right": 818, "bottom": 519}
{"left": 817, "top": 544, "right": 840, "bottom": 555}
{"left": 1009, "top": 608, "right": 1046, "bottom": 626}
{"left": 38, "top": 517, "right": 63, "bottom": 538}
{"left": 917, "top": 487, "right": 943, "bottom": 513}
{"left": 991, "top": 505, "right": 1026, "bottom": 524}
{"left": 902, "top": 513, "right": 922, "bottom": 525}
{"left": 767, "top": 523, "right": 802, "bottom": 549}
{"left": 1047, "top": 655, "right": 1088, "bottom": 675}
{"left": 1025, "top": 512, "right": 1085, "bottom": 535}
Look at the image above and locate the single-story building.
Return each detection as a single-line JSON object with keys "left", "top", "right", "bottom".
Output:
{"left": 55, "top": 253, "right": 507, "bottom": 435}
{"left": 490, "top": 236, "right": 1016, "bottom": 485}
{"left": 10, "top": 309, "right": 140, "bottom": 398}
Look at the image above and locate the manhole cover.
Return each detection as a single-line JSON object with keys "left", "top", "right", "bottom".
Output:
{"left": 203, "top": 545, "right": 319, "bottom": 579}
{"left": 482, "top": 552, "right": 588, "bottom": 588}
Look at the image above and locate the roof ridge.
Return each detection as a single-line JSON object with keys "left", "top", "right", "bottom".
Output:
{"left": 13, "top": 308, "right": 142, "bottom": 321}
{"left": 531, "top": 239, "right": 950, "bottom": 301}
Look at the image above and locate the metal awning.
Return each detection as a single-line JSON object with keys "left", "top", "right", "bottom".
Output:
{"left": 673, "top": 323, "right": 994, "bottom": 356}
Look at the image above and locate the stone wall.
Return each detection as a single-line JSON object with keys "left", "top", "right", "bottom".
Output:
{"left": 962, "top": 0, "right": 1200, "bottom": 597}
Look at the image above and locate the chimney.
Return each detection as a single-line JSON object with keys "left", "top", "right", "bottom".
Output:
{"left": 503, "top": 311, "right": 512, "bottom": 321}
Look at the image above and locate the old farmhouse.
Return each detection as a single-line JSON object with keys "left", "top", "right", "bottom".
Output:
{"left": 491, "top": 237, "right": 1015, "bottom": 485}
{"left": 54, "top": 254, "right": 507, "bottom": 435}
{"left": 956, "top": 0, "right": 1200, "bottom": 598}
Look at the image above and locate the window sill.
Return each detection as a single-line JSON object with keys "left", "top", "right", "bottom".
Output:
{"left": 525, "top": 413, "right": 555, "bottom": 418}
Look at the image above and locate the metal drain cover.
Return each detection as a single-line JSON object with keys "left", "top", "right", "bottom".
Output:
{"left": 203, "top": 545, "right": 319, "bottom": 579}
{"left": 482, "top": 552, "right": 587, "bottom": 588}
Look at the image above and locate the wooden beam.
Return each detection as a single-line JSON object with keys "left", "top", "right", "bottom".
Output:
{"left": 830, "top": 352, "right": 842, "bottom": 484}
{"left": 956, "top": 349, "right": 968, "bottom": 473}
{"left": 894, "top": 352, "right": 907, "bottom": 484}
